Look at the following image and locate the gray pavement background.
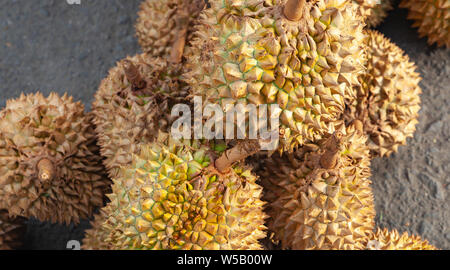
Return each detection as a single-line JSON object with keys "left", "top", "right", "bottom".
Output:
{"left": 0, "top": 0, "right": 448, "bottom": 249}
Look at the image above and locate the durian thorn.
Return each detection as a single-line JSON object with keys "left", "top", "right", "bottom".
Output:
{"left": 37, "top": 158, "right": 55, "bottom": 182}
{"left": 284, "top": 0, "right": 307, "bottom": 21}
{"left": 352, "top": 119, "right": 364, "bottom": 134}
{"left": 169, "top": 26, "right": 188, "bottom": 64}
{"left": 122, "top": 60, "right": 146, "bottom": 90}
{"left": 319, "top": 131, "right": 343, "bottom": 169}
{"left": 215, "top": 140, "right": 261, "bottom": 173}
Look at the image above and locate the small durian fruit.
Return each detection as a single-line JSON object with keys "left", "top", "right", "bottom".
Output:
{"left": 364, "top": 228, "right": 438, "bottom": 250}
{"left": 135, "top": 0, "right": 206, "bottom": 61}
{"left": 185, "top": 0, "right": 366, "bottom": 153}
{"left": 0, "top": 210, "right": 25, "bottom": 250}
{"left": 400, "top": 0, "right": 450, "bottom": 48}
{"left": 353, "top": 0, "right": 392, "bottom": 27}
{"left": 82, "top": 133, "right": 267, "bottom": 250}
{"left": 92, "top": 53, "right": 189, "bottom": 178}
{"left": 260, "top": 123, "right": 375, "bottom": 250}
{"left": 0, "top": 93, "right": 110, "bottom": 225}
{"left": 345, "top": 30, "right": 421, "bottom": 157}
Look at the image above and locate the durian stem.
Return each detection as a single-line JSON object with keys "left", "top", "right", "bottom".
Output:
{"left": 319, "top": 132, "right": 343, "bottom": 169}
{"left": 170, "top": 26, "right": 188, "bottom": 64}
{"left": 215, "top": 140, "right": 261, "bottom": 173}
{"left": 37, "top": 158, "right": 55, "bottom": 182}
{"left": 284, "top": 0, "right": 307, "bottom": 21}
{"left": 123, "top": 60, "right": 146, "bottom": 90}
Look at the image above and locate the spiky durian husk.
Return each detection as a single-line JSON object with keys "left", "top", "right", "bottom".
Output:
{"left": 364, "top": 228, "right": 437, "bottom": 250}
{"left": 400, "top": 0, "right": 450, "bottom": 48}
{"left": 260, "top": 124, "right": 375, "bottom": 250}
{"left": 366, "top": 0, "right": 392, "bottom": 27}
{"left": 185, "top": 0, "right": 366, "bottom": 153}
{"left": 92, "top": 53, "right": 189, "bottom": 178}
{"left": 352, "top": 0, "right": 392, "bottom": 27}
{"left": 135, "top": 0, "right": 206, "bottom": 58}
{"left": 0, "top": 93, "right": 109, "bottom": 225}
{"left": 0, "top": 210, "right": 25, "bottom": 250}
{"left": 82, "top": 134, "right": 267, "bottom": 250}
{"left": 345, "top": 30, "right": 421, "bottom": 157}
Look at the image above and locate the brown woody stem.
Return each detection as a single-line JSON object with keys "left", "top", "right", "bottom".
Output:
{"left": 319, "top": 132, "right": 343, "bottom": 169}
{"left": 37, "top": 158, "right": 55, "bottom": 182}
{"left": 123, "top": 60, "right": 146, "bottom": 90}
{"left": 284, "top": 0, "right": 307, "bottom": 21}
{"left": 170, "top": 26, "right": 188, "bottom": 64}
{"left": 215, "top": 140, "right": 261, "bottom": 173}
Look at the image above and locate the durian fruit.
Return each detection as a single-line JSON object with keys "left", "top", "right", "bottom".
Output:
{"left": 0, "top": 93, "right": 110, "bottom": 225}
{"left": 260, "top": 123, "right": 375, "bottom": 250}
{"left": 400, "top": 0, "right": 450, "bottom": 48}
{"left": 82, "top": 133, "right": 267, "bottom": 250}
{"left": 345, "top": 30, "right": 421, "bottom": 157}
{"left": 0, "top": 210, "right": 25, "bottom": 250}
{"left": 135, "top": 0, "right": 206, "bottom": 61}
{"left": 185, "top": 0, "right": 366, "bottom": 153}
{"left": 364, "top": 228, "right": 438, "bottom": 250}
{"left": 353, "top": 0, "right": 392, "bottom": 27}
{"left": 92, "top": 53, "right": 189, "bottom": 178}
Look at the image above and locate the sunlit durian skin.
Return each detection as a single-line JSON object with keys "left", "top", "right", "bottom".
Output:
{"left": 0, "top": 93, "right": 109, "bottom": 225}
{"left": 364, "top": 228, "right": 438, "bottom": 250}
{"left": 185, "top": 0, "right": 366, "bottom": 153}
{"left": 353, "top": 0, "right": 392, "bottom": 27}
{"left": 82, "top": 135, "right": 267, "bottom": 250}
{"left": 92, "top": 53, "right": 189, "bottom": 178}
{"left": 0, "top": 210, "right": 25, "bottom": 250}
{"left": 260, "top": 124, "right": 375, "bottom": 250}
{"left": 135, "top": 0, "right": 206, "bottom": 58}
{"left": 345, "top": 30, "right": 421, "bottom": 157}
{"left": 400, "top": 0, "right": 450, "bottom": 48}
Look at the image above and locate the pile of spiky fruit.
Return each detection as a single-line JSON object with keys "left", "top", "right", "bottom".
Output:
{"left": 1, "top": 0, "right": 445, "bottom": 250}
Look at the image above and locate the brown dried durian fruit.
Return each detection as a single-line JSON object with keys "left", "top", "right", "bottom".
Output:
{"left": 92, "top": 53, "right": 189, "bottom": 178}
{"left": 260, "top": 123, "right": 375, "bottom": 250}
{"left": 345, "top": 30, "right": 421, "bottom": 157}
{"left": 400, "top": 0, "right": 450, "bottom": 48}
{"left": 353, "top": 0, "right": 392, "bottom": 27}
{"left": 135, "top": 0, "right": 206, "bottom": 61}
{"left": 0, "top": 93, "right": 110, "bottom": 225}
{"left": 0, "top": 210, "right": 25, "bottom": 250}
{"left": 364, "top": 228, "right": 438, "bottom": 250}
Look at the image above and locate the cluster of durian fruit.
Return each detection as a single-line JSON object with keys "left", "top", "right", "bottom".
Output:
{"left": 1, "top": 0, "right": 447, "bottom": 250}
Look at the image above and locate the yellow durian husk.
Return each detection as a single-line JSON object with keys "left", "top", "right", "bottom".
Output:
{"left": 353, "top": 0, "right": 392, "bottom": 27}
{"left": 185, "top": 0, "right": 366, "bottom": 153}
{"left": 135, "top": 0, "right": 206, "bottom": 58}
{"left": 364, "top": 228, "right": 438, "bottom": 250}
{"left": 400, "top": 0, "right": 450, "bottom": 48}
{"left": 92, "top": 53, "right": 189, "bottom": 178}
{"left": 82, "top": 134, "right": 267, "bottom": 250}
{"left": 345, "top": 30, "right": 421, "bottom": 157}
{"left": 260, "top": 123, "right": 375, "bottom": 250}
{"left": 0, "top": 93, "right": 109, "bottom": 225}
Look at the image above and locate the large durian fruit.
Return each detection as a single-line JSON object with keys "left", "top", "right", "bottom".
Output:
{"left": 0, "top": 210, "right": 25, "bottom": 250}
{"left": 364, "top": 228, "right": 438, "bottom": 250}
{"left": 0, "top": 93, "right": 109, "bottom": 224}
{"left": 353, "top": 0, "right": 392, "bottom": 27}
{"left": 92, "top": 53, "right": 189, "bottom": 178}
{"left": 260, "top": 123, "right": 375, "bottom": 249}
{"left": 400, "top": 0, "right": 450, "bottom": 48}
{"left": 135, "top": 0, "right": 206, "bottom": 61}
{"left": 345, "top": 30, "right": 421, "bottom": 157}
{"left": 82, "top": 133, "right": 267, "bottom": 250}
{"left": 185, "top": 0, "right": 366, "bottom": 153}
